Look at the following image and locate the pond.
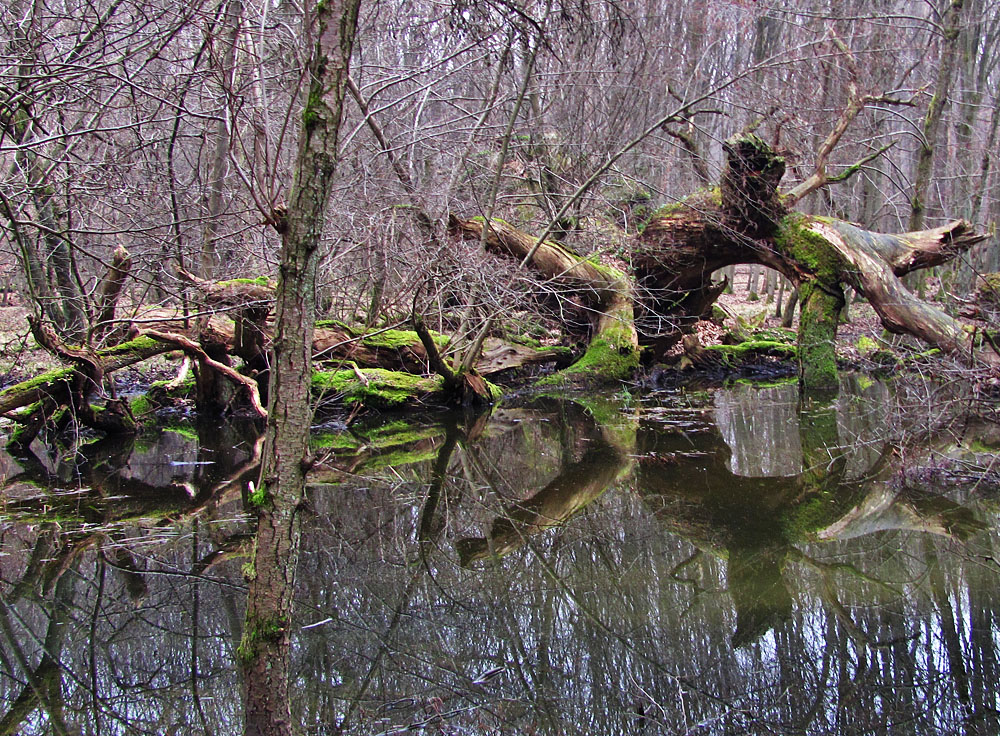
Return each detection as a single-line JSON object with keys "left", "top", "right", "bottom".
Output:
{"left": 1, "top": 375, "right": 999, "bottom": 734}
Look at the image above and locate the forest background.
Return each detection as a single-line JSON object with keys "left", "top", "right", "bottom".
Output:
{"left": 2, "top": 0, "right": 999, "bottom": 396}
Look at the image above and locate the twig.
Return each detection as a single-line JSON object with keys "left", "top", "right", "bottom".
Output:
{"left": 142, "top": 328, "right": 267, "bottom": 418}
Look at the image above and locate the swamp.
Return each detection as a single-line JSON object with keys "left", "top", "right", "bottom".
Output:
{"left": 3, "top": 0, "right": 1000, "bottom": 732}
{"left": 2, "top": 374, "right": 1000, "bottom": 733}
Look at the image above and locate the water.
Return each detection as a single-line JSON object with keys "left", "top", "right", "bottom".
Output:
{"left": 1, "top": 376, "right": 999, "bottom": 734}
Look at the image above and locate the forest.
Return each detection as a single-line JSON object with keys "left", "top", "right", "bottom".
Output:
{"left": 2, "top": 0, "right": 1000, "bottom": 733}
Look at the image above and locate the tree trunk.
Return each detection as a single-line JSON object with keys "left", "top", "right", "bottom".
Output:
{"left": 448, "top": 215, "right": 639, "bottom": 384}
{"left": 909, "top": 0, "right": 964, "bottom": 232}
{"left": 239, "top": 2, "right": 360, "bottom": 736}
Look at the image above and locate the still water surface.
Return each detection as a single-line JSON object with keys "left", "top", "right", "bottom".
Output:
{"left": 1, "top": 377, "right": 998, "bottom": 734}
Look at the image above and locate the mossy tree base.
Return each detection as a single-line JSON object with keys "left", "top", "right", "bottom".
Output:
{"left": 797, "top": 281, "right": 844, "bottom": 392}
{"left": 448, "top": 215, "right": 639, "bottom": 386}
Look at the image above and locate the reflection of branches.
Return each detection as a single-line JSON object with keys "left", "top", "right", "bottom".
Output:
{"left": 788, "top": 548, "right": 901, "bottom": 597}
{"left": 789, "top": 548, "right": 912, "bottom": 651}
{"left": 668, "top": 549, "right": 705, "bottom": 594}
{"left": 333, "top": 567, "right": 424, "bottom": 736}
{"left": 0, "top": 560, "right": 76, "bottom": 735}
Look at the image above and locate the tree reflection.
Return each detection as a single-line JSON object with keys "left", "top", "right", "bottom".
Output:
{"left": 0, "top": 380, "right": 998, "bottom": 734}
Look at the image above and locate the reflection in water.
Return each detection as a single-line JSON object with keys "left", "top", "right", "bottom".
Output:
{"left": 1, "top": 378, "right": 999, "bottom": 734}
{"left": 715, "top": 381, "right": 803, "bottom": 477}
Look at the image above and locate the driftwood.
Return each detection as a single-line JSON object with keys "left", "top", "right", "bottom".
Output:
{"left": 142, "top": 328, "right": 267, "bottom": 417}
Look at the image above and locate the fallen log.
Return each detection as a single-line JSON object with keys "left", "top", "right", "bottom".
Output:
{"left": 0, "top": 335, "right": 172, "bottom": 416}
{"left": 448, "top": 215, "right": 639, "bottom": 384}
{"left": 634, "top": 133, "right": 993, "bottom": 390}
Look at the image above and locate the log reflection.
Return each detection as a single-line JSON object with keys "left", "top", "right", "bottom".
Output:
{"left": 456, "top": 397, "right": 632, "bottom": 564}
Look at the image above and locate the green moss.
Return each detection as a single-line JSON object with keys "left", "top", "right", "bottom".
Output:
{"left": 967, "top": 438, "right": 1000, "bottom": 453}
{"left": 781, "top": 491, "right": 835, "bottom": 539}
{"left": 705, "top": 340, "right": 798, "bottom": 361}
{"left": 774, "top": 213, "right": 844, "bottom": 282}
{"left": 734, "top": 376, "right": 798, "bottom": 389}
{"left": 310, "top": 431, "right": 364, "bottom": 451}
{"left": 537, "top": 330, "right": 639, "bottom": 387}
{"left": 315, "top": 319, "right": 355, "bottom": 332}
{"left": 164, "top": 424, "right": 199, "bottom": 442}
{"left": 979, "top": 272, "right": 1000, "bottom": 295}
{"left": 483, "top": 378, "right": 503, "bottom": 402}
{"left": 753, "top": 327, "right": 796, "bottom": 344}
{"left": 852, "top": 374, "right": 876, "bottom": 392}
{"left": 311, "top": 420, "right": 442, "bottom": 451}
{"left": 312, "top": 367, "right": 443, "bottom": 408}
{"left": 637, "top": 187, "right": 723, "bottom": 234}
{"left": 149, "top": 374, "right": 195, "bottom": 399}
{"left": 236, "top": 615, "right": 287, "bottom": 664}
{"left": 510, "top": 333, "right": 542, "bottom": 348}
{"left": 470, "top": 215, "right": 514, "bottom": 228}
{"left": 217, "top": 276, "right": 271, "bottom": 287}
{"left": 247, "top": 483, "right": 270, "bottom": 508}
{"left": 301, "top": 85, "right": 323, "bottom": 131}
{"left": 576, "top": 394, "right": 637, "bottom": 453}
{"left": 364, "top": 446, "right": 440, "bottom": 469}
{"left": 585, "top": 260, "right": 628, "bottom": 283}
{"left": 362, "top": 328, "right": 448, "bottom": 351}
{"left": 98, "top": 335, "right": 163, "bottom": 358}
{"left": 781, "top": 479, "right": 869, "bottom": 541}
{"left": 0, "top": 367, "right": 73, "bottom": 400}
{"left": 856, "top": 335, "right": 878, "bottom": 357}
{"left": 6, "top": 402, "right": 63, "bottom": 448}
{"left": 129, "top": 395, "right": 153, "bottom": 417}
{"left": 796, "top": 282, "right": 843, "bottom": 392}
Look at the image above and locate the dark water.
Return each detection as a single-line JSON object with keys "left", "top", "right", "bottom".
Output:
{"left": 1, "top": 376, "right": 999, "bottom": 734}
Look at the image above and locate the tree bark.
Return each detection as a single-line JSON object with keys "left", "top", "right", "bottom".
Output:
{"left": 239, "top": 2, "right": 360, "bottom": 736}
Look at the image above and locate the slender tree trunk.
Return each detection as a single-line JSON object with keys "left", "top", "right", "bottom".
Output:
{"left": 909, "top": 0, "right": 965, "bottom": 232}
{"left": 239, "top": 1, "right": 360, "bottom": 735}
{"left": 201, "top": 0, "right": 243, "bottom": 279}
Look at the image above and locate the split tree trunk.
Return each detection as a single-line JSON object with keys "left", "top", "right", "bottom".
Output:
{"left": 633, "top": 133, "right": 992, "bottom": 390}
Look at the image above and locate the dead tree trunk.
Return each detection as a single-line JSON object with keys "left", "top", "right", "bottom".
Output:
{"left": 448, "top": 215, "right": 639, "bottom": 384}
{"left": 633, "top": 133, "right": 992, "bottom": 390}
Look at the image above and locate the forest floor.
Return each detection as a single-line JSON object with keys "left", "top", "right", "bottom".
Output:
{"left": 716, "top": 264, "right": 885, "bottom": 367}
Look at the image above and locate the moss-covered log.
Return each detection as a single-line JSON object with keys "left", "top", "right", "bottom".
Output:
{"left": 634, "top": 133, "right": 993, "bottom": 388}
{"left": 448, "top": 215, "right": 639, "bottom": 384}
{"left": 0, "top": 335, "right": 170, "bottom": 415}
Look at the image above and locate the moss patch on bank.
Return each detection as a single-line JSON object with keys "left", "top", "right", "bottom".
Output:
{"left": 312, "top": 367, "right": 444, "bottom": 409}
{"left": 705, "top": 340, "right": 798, "bottom": 362}
{"left": 537, "top": 332, "right": 640, "bottom": 387}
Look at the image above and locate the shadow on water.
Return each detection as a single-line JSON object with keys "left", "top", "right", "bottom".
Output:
{"left": 2, "top": 375, "right": 1000, "bottom": 734}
